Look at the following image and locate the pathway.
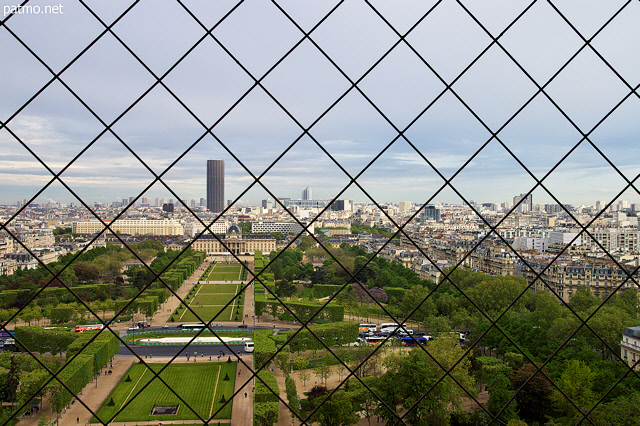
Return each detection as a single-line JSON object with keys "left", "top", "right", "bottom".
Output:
{"left": 16, "top": 356, "right": 135, "bottom": 426}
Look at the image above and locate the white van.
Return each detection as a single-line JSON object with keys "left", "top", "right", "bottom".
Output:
{"left": 244, "top": 341, "right": 254, "bottom": 353}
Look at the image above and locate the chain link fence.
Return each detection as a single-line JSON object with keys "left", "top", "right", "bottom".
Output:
{"left": 1, "top": 1, "right": 639, "bottom": 425}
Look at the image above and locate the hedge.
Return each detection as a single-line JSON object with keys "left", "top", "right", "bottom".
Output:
{"left": 285, "top": 375, "right": 300, "bottom": 414}
{"left": 254, "top": 401, "right": 279, "bottom": 426}
{"left": 383, "top": 286, "right": 406, "bottom": 303}
{"left": 255, "top": 370, "right": 280, "bottom": 403}
{"left": 49, "top": 306, "right": 75, "bottom": 324}
{"left": 0, "top": 283, "right": 118, "bottom": 310}
{"left": 14, "top": 326, "right": 76, "bottom": 355}
{"left": 47, "top": 353, "right": 94, "bottom": 410}
{"left": 312, "top": 284, "right": 346, "bottom": 299}
{"left": 254, "top": 330, "right": 276, "bottom": 370}
{"left": 256, "top": 301, "right": 344, "bottom": 323}
{"left": 278, "top": 322, "right": 359, "bottom": 353}
{"left": 67, "top": 329, "right": 119, "bottom": 374}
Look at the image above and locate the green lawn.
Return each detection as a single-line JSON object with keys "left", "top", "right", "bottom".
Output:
{"left": 192, "top": 293, "right": 238, "bottom": 306}
{"left": 94, "top": 362, "right": 236, "bottom": 423}
{"left": 206, "top": 264, "right": 243, "bottom": 281}
{"left": 176, "top": 305, "right": 243, "bottom": 322}
{"left": 197, "top": 284, "right": 241, "bottom": 293}
{"left": 173, "top": 280, "right": 246, "bottom": 323}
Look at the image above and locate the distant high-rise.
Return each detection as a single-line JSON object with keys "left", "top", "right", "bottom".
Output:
{"left": 513, "top": 193, "right": 532, "bottom": 213}
{"left": 398, "top": 201, "right": 411, "bottom": 214}
{"left": 302, "top": 187, "right": 312, "bottom": 200}
{"left": 421, "top": 205, "right": 441, "bottom": 222}
{"left": 207, "top": 160, "right": 225, "bottom": 212}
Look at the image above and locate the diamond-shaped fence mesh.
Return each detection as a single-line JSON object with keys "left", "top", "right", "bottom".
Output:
{"left": 0, "top": 0, "right": 639, "bottom": 425}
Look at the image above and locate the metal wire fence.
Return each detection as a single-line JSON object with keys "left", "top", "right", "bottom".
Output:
{"left": 1, "top": 0, "right": 639, "bottom": 425}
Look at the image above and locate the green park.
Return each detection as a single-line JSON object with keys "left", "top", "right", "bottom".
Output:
{"left": 93, "top": 362, "right": 236, "bottom": 423}
{"left": 249, "top": 236, "right": 640, "bottom": 426}
{"left": 170, "top": 282, "right": 244, "bottom": 323}
{"left": 202, "top": 262, "right": 246, "bottom": 282}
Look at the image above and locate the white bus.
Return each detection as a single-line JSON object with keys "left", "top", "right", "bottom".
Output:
{"left": 359, "top": 324, "right": 377, "bottom": 333}
{"left": 379, "top": 323, "right": 406, "bottom": 333}
{"left": 244, "top": 341, "right": 254, "bottom": 353}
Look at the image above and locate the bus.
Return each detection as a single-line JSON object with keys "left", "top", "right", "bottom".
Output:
{"left": 364, "top": 336, "right": 385, "bottom": 344}
{"left": 359, "top": 324, "right": 377, "bottom": 333}
{"left": 379, "top": 323, "right": 407, "bottom": 334}
{"left": 178, "top": 323, "right": 206, "bottom": 330}
{"left": 244, "top": 341, "right": 254, "bottom": 353}
{"left": 398, "top": 336, "right": 428, "bottom": 346}
{"left": 75, "top": 324, "right": 104, "bottom": 333}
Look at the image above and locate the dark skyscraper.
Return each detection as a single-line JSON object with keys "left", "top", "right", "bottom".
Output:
{"left": 207, "top": 160, "right": 224, "bottom": 212}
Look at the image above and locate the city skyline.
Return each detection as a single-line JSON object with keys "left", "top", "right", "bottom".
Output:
{"left": 1, "top": 1, "right": 638, "bottom": 208}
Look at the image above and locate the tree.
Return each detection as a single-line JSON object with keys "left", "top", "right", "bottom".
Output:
{"left": 298, "top": 236, "right": 316, "bottom": 252}
{"left": 589, "top": 395, "right": 640, "bottom": 425}
{"left": 299, "top": 370, "right": 311, "bottom": 389}
{"left": 568, "top": 287, "right": 598, "bottom": 314}
{"left": 610, "top": 288, "right": 640, "bottom": 318}
{"left": 465, "top": 275, "right": 527, "bottom": 319}
{"left": 311, "top": 390, "right": 359, "bottom": 426}
{"left": 586, "top": 306, "right": 634, "bottom": 359}
{"left": 275, "top": 346, "right": 290, "bottom": 375}
{"left": 129, "top": 267, "right": 156, "bottom": 292}
{"left": 487, "top": 373, "right": 518, "bottom": 423}
{"left": 552, "top": 360, "right": 596, "bottom": 422}
{"left": 0, "top": 356, "right": 20, "bottom": 403}
{"left": 509, "top": 363, "right": 553, "bottom": 424}
{"left": 47, "top": 264, "right": 78, "bottom": 288}
{"left": 352, "top": 283, "right": 387, "bottom": 304}
{"left": 285, "top": 375, "right": 300, "bottom": 424}
{"left": 424, "top": 315, "right": 450, "bottom": 336}
{"left": 400, "top": 286, "right": 435, "bottom": 321}
{"left": 375, "top": 335, "right": 477, "bottom": 425}
{"left": 72, "top": 262, "right": 101, "bottom": 283}
{"left": 347, "top": 376, "right": 379, "bottom": 426}
{"left": 528, "top": 290, "right": 564, "bottom": 330}
{"left": 18, "top": 370, "right": 49, "bottom": 409}
{"left": 136, "top": 238, "right": 164, "bottom": 252}
{"left": 373, "top": 363, "right": 401, "bottom": 424}
{"left": 254, "top": 401, "right": 279, "bottom": 426}
{"left": 314, "top": 363, "right": 332, "bottom": 386}
{"left": 275, "top": 280, "right": 297, "bottom": 298}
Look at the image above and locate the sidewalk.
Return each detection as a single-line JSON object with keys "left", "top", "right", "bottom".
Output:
{"left": 16, "top": 357, "right": 135, "bottom": 426}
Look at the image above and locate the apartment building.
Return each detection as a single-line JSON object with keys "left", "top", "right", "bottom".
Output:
{"left": 621, "top": 326, "right": 640, "bottom": 370}
{"left": 523, "top": 261, "right": 638, "bottom": 303}
{"left": 250, "top": 220, "right": 314, "bottom": 235}
{"left": 73, "top": 219, "right": 184, "bottom": 236}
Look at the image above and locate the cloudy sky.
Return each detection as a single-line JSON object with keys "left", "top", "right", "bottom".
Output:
{"left": 1, "top": 0, "right": 638, "bottom": 209}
